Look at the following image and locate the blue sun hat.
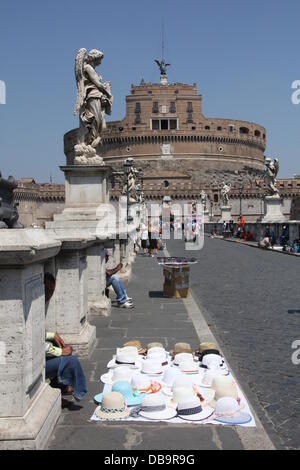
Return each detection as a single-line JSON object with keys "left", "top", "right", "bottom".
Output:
{"left": 94, "top": 380, "right": 144, "bottom": 406}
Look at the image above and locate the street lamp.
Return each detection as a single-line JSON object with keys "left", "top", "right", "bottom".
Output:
{"left": 123, "top": 158, "right": 133, "bottom": 223}
{"left": 239, "top": 183, "right": 243, "bottom": 216}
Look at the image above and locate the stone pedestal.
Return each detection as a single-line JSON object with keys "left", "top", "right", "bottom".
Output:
{"left": 51, "top": 236, "right": 96, "bottom": 357}
{"left": 219, "top": 206, "right": 232, "bottom": 223}
{"left": 0, "top": 229, "right": 61, "bottom": 449}
{"left": 87, "top": 243, "right": 111, "bottom": 317}
{"left": 261, "top": 195, "right": 286, "bottom": 223}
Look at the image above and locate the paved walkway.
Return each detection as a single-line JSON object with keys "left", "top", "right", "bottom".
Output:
{"left": 47, "top": 248, "right": 272, "bottom": 450}
{"left": 167, "top": 237, "right": 300, "bottom": 450}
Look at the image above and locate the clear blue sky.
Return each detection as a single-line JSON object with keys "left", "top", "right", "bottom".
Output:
{"left": 0, "top": 0, "right": 299, "bottom": 182}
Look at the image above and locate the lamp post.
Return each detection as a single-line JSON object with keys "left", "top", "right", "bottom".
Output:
{"left": 239, "top": 184, "right": 243, "bottom": 216}
{"left": 123, "top": 158, "right": 133, "bottom": 223}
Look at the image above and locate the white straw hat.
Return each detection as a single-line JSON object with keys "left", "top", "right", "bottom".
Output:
{"left": 161, "top": 366, "right": 182, "bottom": 388}
{"left": 107, "top": 352, "right": 142, "bottom": 369}
{"left": 141, "top": 359, "right": 163, "bottom": 376}
{"left": 138, "top": 394, "right": 177, "bottom": 421}
{"left": 95, "top": 392, "right": 130, "bottom": 421}
{"left": 173, "top": 353, "right": 195, "bottom": 366}
{"left": 177, "top": 396, "right": 214, "bottom": 422}
{"left": 210, "top": 375, "right": 240, "bottom": 407}
{"left": 214, "top": 397, "right": 252, "bottom": 425}
{"left": 145, "top": 349, "right": 169, "bottom": 366}
{"left": 202, "top": 354, "right": 227, "bottom": 371}
{"left": 196, "top": 369, "right": 224, "bottom": 388}
{"left": 168, "top": 386, "right": 197, "bottom": 408}
{"left": 116, "top": 346, "right": 140, "bottom": 357}
{"left": 100, "top": 366, "right": 134, "bottom": 385}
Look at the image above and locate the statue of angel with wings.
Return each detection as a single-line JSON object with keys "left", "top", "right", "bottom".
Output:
{"left": 264, "top": 157, "right": 280, "bottom": 196}
{"left": 154, "top": 59, "right": 170, "bottom": 76}
{"left": 221, "top": 182, "right": 231, "bottom": 206}
{"left": 74, "top": 48, "right": 113, "bottom": 149}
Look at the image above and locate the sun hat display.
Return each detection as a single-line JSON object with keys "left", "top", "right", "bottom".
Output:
{"left": 134, "top": 394, "right": 177, "bottom": 421}
{"left": 123, "top": 340, "right": 146, "bottom": 354}
{"left": 94, "top": 380, "right": 144, "bottom": 406}
{"left": 95, "top": 392, "right": 130, "bottom": 420}
{"left": 173, "top": 352, "right": 195, "bottom": 366}
{"left": 214, "top": 397, "right": 252, "bottom": 425}
{"left": 100, "top": 366, "right": 134, "bottom": 385}
{"left": 141, "top": 359, "right": 163, "bottom": 376}
{"left": 177, "top": 395, "right": 214, "bottom": 422}
{"left": 170, "top": 342, "right": 192, "bottom": 357}
{"left": 107, "top": 352, "right": 142, "bottom": 369}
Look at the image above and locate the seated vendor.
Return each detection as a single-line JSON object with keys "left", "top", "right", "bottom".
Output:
{"left": 44, "top": 273, "right": 87, "bottom": 401}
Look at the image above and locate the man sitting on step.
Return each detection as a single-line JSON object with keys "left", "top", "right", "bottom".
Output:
{"left": 105, "top": 251, "right": 134, "bottom": 308}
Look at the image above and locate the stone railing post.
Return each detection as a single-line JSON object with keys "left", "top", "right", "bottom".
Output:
{"left": 0, "top": 229, "right": 61, "bottom": 449}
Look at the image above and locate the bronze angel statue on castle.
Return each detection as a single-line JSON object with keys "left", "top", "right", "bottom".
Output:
{"left": 73, "top": 48, "right": 113, "bottom": 164}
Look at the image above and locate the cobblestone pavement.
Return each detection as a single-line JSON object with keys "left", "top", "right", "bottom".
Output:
{"left": 167, "top": 236, "right": 300, "bottom": 450}
{"left": 47, "top": 251, "right": 249, "bottom": 450}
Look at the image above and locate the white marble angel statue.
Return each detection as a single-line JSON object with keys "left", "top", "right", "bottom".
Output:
{"left": 221, "top": 182, "right": 231, "bottom": 206}
{"left": 200, "top": 190, "right": 207, "bottom": 210}
{"left": 74, "top": 48, "right": 113, "bottom": 149}
{"left": 264, "top": 157, "right": 279, "bottom": 196}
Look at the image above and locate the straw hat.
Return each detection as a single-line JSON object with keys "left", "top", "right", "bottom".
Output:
{"left": 141, "top": 359, "right": 163, "bottom": 376}
{"left": 170, "top": 342, "right": 192, "bottom": 357}
{"left": 94, "top": 380, "right": 144, "bottom": 407}
{"left": 177, "top": 395, "right": 214, "bottom": 422}
{"left": 138, "top": 394, "right": 177, "bottom": 421}
{"left": 201, "top": 354, "right": 228, "bottom": 372}
{"left": 107, "top": 352, "right": 142, "bottom": 369}
{"left": 146, "top": 342, "right": 164, "bottom": 351}
{"left": 162, "top": 376, "right": 193, "bottom": 398}
{"left": 116, "top": 346, "right": 140, "bottom": 357}
{"left": 173, "top": 353, "right": 195, "bottom": 366}
{"left": 198, "top": 342, "right": 217, "bottom": 353}
{"left": 145, "top": 349, "right": 169, "bottom": 366}
{"left": 209, "top": 375, "right": 240, "bottom": 408}
{"left": 214, "top": 397, "right": 252, "bottom": 425}
{"left": 161, "top": 366, "right": 182, "bottom": 388}
{"left": 100, "top": 366, "right": 134, "bottom": 385}
{"left": 95, "top": 392, "right": 130, "bottom": 420}
{"left": 123, "top": 340, "right": 146, "bottom": 355}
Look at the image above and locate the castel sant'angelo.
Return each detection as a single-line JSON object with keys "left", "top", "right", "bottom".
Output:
{"left": 14, "top": 55, "right": 300, "bottom": 227}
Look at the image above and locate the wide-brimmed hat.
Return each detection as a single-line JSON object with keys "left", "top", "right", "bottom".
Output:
{"left": 123, "top": 340, "right": 147, "bottom": 355}
{"left": 173, "top": 352, "right": 195, "bottom": 366}
{"left": 94, "top": 380, "right": 144, "bottom": 407}
{"left": 107, "top": 352, "right": 142, "bottom": 369}
{"left": 170, "top": 342, "right": 192, "bottom": 357}
{"left": 214, "top": 397, "right": 252, "bottom": 425}
{"left": 178, "top": 361, "right": 209, "bottom": 387}
{"left": 141, "top": 359, "right": 163, "bottom": 376}
{"left": 116, "top": 346, "right": 140, "bottom": 357}
{"left": 95, "top": 392, "right": 130, "bottom": 420}
{"left": 201, "top": 354, "right": 227, "bottom": 372}
{"left": 196, "top": 349, "right": 221, "bottom": 361}
{"left": 177, "top": 396, "right": 214, "bottom": 422}
{"left": 162, "top": 376, "right": 194, "bottom": 397}
{"left": 100, "top": 366, "right": 134, "bottom": 385}
{"left": 196, "top": 369, "right": 225, "bottom": 388}
{"left": 198, "top": 342, "right": 217, "bottom": 353}
{"left": 209, "top": 375, "right": 240, "bottom": 407}
{"left": 161, "top": 366, "right": 182, "bottom": 388}
{"left": 146, "top": 342, "right": 164, "bottom": 351}
{"left": 131, "top": 374, "right": 161, "bottom": 394}
{"left": 145, "top": 349, "right": 169, "bottom": 366}
{"left": 137, "top": 394, "right": 177, "bottom": 421}
{"left": 167, "top": 385, "right": 215, "bottom": 409}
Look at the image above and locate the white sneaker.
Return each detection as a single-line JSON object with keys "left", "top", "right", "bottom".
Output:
{"left": 119, "top": 301, "right": 134, "bottom": 308}
{"left": 126, "top": 297, "right": 133, "bottom": 303}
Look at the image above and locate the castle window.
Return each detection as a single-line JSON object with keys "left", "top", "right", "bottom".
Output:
{"left": 161, "top": 119, "right": 168, "bottom": 130}
{"left": 254, "top": 130, "right": 261, "bottom": 137}
{"left": 187, "top": 102, "right": 193, "bottom": 112}
{"left": 152, "top": 102, "right": 159, "bottom": 113}
{"left": 205, "top": 125, "right": 210, "bottom": 130}
{"left": 169, "top": 101, "right": 176, "bottom": 113}
{"left": 152, "top": 119, "right": 159, "bottom": 130}
{"left": 217, "top": 126, "right": 222, "bottom": 131}
{"left": 187, "top": 113, "right": 193, "bottom": 123}
{"left": 229, "top": 126, "right": 234, "bottom": 132}
{"left": 170, "top": 119, "right": 177, "bottom": 130}
{"left": 135, "top": 114, "right": 141, "bottom": 124}
{"left": 135, "top": 102, "right": 141, "bottom": 113}
{"left": 214, "top": 194, "right": 219, "bottom": 203}
{"left": 240, "top": 127, "right": 249, "bottom": 134}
